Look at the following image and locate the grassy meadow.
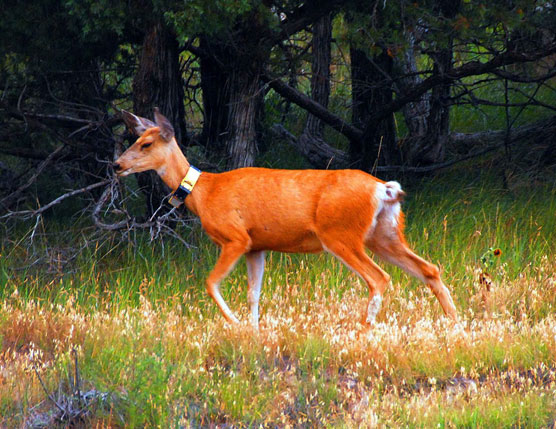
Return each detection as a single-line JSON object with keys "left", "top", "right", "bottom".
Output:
{"left": 1, "top": 167, "right": 556, "bottom": 427}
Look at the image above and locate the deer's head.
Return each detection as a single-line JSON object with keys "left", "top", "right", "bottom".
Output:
{"left": 114, "top": 108, "right": 179, "bottom": 177}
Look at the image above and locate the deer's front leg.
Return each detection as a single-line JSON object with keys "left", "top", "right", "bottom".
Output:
{"left": 206, "top": 242, "right": 248, "bottom": 324}
{"left": 246, "top": 251, "right": 265, "bottom": 329}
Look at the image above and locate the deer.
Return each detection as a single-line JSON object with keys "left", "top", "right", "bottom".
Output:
{"left": 113, "top": 108, "right": 458, "bottom": 328}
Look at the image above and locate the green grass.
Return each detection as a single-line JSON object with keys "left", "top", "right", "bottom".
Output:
{"left": 1, "top": 168, "right": 555, "bottom": 427}
{"left": 2, "top": 168, "right": 554, "bottom": 311}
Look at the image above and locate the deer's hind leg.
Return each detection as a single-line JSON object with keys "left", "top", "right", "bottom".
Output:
{"left": 319, "top": 230, "right": 391, "bottom": 324}
{"left": 366, "top": 216, "right": 457, "bottom": 320}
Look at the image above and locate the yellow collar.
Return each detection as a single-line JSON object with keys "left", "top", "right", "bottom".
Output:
{"left": 168, "top": 165, "right": 201, "bottom": 208}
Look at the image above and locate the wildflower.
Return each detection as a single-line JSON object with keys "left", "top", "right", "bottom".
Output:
{"left": 480, "top": 247, "right": 503, "bottom": 267}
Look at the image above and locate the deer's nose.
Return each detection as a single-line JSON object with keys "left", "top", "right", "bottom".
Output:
{"left": 113, "top": 162, "right": 121, "bottom": 171}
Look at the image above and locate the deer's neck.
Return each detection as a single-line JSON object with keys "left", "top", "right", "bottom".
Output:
{"left": 158, "top": 142, "right": 191, "bottom": 192}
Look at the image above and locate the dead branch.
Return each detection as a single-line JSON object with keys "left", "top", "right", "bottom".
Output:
{"left": 263, "top": 73, "right": 364, "bottom": 142}
{"left": 271, "top": 123, "right": 350, "bottom": 169}
{"left": 91, "top": 179, "right": 194, "bottom": 245}
{"left": 373, "top": 144, "right": 504, "bottom": 173}
{"left": 91, "top": 183, "right": 129, "bottom": 231}
{"left": 22, "top": 112, "right": 96, "bottom": 126}
{"left": 263, "top": 43, "right": 556, "bottom": 149}
{"left": 34, "top": 367, "right": 67, "bottom": 417}
{"left": 0, "top": 145, "right": 57, "bottom": 161}
{"left": 364, "top": 42, "right": 556, "bottom": 129}
{"left": 0, "top": 144, "right": 66, "bottom": 210}
{"left": 0, "top": 179, "right": 111, "bottom": 220}
{"left": 30, "top": 350, "right": 111, "bottom": 427}
{"left": 272, "top": 114, "right": 556, "bottom": 173}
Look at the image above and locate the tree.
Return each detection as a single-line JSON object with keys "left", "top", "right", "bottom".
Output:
{"left": 351, "top": 46, "right": 400, "bottom": 169}
{"left": 168, "top": 0, "right": 344, "bottom": 168}
{"left": 268, "top": 0, "right": 556, "bottom": 172}
{"left": 133, "top": 20, "right": 188, "bottom": 215}
{"left": 296, "top": 13, "right": 344, "bottom": 168}
{"left": 0, "top": 0, "right": 132, "bottom": 211}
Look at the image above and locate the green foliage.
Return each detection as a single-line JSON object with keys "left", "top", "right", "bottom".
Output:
{"left": 338, "top": 0, "right": 556, "bottom": 76}
{"left": 163, "top": 0, "right": 279, "bottom": 44}
{"left": 65, "top": 0, "right": 129, "bottom": 40}
{"left": 0, "top": 0, "right": 127, "bottom": 78}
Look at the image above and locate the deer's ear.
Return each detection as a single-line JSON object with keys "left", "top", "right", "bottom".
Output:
{"left": 154, "top": 107, "right": 175, "bottom": 142}
{"left": 121, "top": 110, "right": 156, "bottom": 136}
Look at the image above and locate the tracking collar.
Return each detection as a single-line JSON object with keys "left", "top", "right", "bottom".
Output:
{"left": 168, "top": 165, "right": 201, "bottom": 208}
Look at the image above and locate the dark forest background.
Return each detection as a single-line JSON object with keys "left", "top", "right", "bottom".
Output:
{"left": 1, "top": 0, "right": 556, "bottom": 229}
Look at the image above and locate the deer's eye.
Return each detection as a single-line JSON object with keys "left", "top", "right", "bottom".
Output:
{"left": 141, "top": 143, "right": 152, "bottom": 150}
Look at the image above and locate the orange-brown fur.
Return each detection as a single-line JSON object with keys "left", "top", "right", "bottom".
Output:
{"left": 115, "top": 110, "right": 458, "bottom": 326}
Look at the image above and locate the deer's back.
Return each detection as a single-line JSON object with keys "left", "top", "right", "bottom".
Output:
{"left": 191, "top": 168, "right": 383, "bottom": 252}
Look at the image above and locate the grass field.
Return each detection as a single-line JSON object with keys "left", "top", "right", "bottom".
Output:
{"left": 1, "top": 168, "right": 555, "bottom": 427}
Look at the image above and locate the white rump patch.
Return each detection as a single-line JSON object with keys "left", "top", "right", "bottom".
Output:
{"left": 384, "top": 181, "right": 404, "bottom": 202}
{"left": 369, "top": 181, "right": 404, "bottom": 238}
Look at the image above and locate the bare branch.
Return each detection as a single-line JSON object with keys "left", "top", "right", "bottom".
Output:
{"left": 275, "top": 113, "right": 556, "bottom": 174}
{"left": 0, "top": 145, "right": 55, "bottom": 161}
{"left": 364, "top": 43, "right": 556, "bottom": 129}
{"left": 374, "top": 144, "right": 503, "bottom": 173}
{"left": 491, "top": 68, "right": 556, "bottom": 83}
{"left": 263, "top": 73, "right": 363, "bottom": 142}
{"left": 271, "top": 123, "right": 350, "bottom": 169}
{"left": 91, "top": 184, "right": 129, "bottom": 231}
{"left": 1, "top": 179, "right": 111, "bottom": 220}
{"left": 91, "top": 180, "right": 194, "bottom": 246}
{"left": 0, "top": 144, "right": 66, "bottom": 210}
{"left": 34, "top": 366, "right": 67, "bottom": 416}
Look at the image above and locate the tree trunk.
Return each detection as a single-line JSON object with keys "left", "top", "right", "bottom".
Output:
{"left": 200, "top": 17, "right": 267, "bottom": 170}
{"left": 304, "top": 13, "right": 332, "bottom": 137}
{"left": 408, "top": 0, "right": 460, "bottom": 165}
{"left": 411, "top": 47, "right": 452, "bottom": 164}
{"left": 398, "top": 28, "right": 431, "bottom": 142}
{"left": 352, "top": 47, "right": 400, "bottom": 170}
{"left": 199, "top": 37, "right": 229, "bottom": 153}
{"left": 226, "top": 67, "right": 262, "bottom": 168}
{"left": 132, "top": 21, "right": 187, "bottom": 216}
{"left": 133, "top": 22, "right": 187, "bottom": 145}
{"left": 297, "top": 13, "right": 338, "bottom": 168}
{"left": 220, "top": 20, "right": 267, "bottom": 169}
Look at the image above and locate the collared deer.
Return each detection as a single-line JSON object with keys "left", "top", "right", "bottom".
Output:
{"left": 114, "top": 109, "right": 458, "bottom": 327}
